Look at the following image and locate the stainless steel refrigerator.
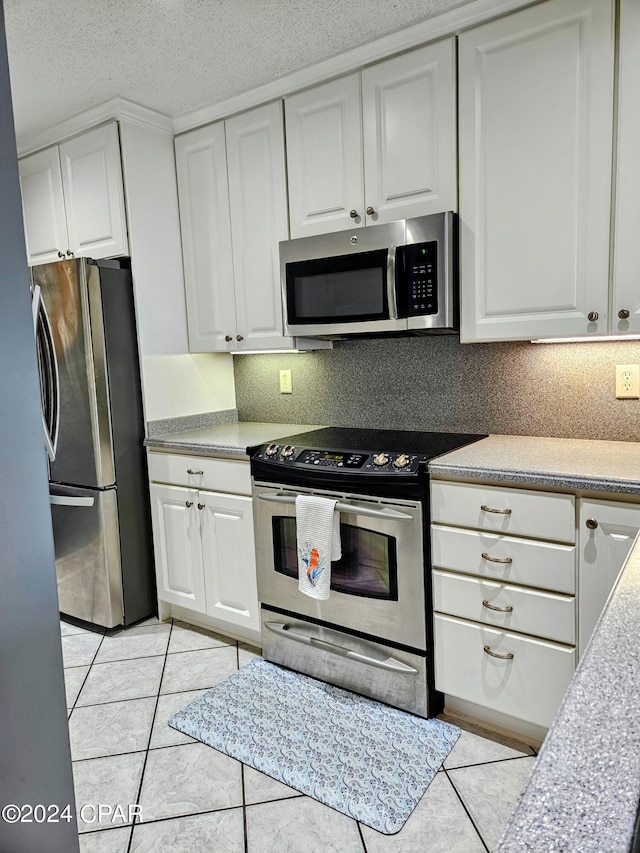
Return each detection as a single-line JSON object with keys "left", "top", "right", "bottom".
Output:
{"left": 32, "top": 256, "right": 156, "bottom": 629}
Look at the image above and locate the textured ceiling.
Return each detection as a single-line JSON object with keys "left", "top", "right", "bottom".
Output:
{"left": 4, "top": 0, "right": 473, "bottom": 140}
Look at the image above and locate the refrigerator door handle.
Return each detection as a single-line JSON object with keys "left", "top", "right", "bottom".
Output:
{"left": 32, "top": 284, "right": 60, "bottom": 462}
{"left": 49, "top": 494, "right": 95, "bottom": 507}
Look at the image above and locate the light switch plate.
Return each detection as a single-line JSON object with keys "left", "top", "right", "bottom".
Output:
{"left": 615, "top": 364, "right": 640, "bottom": 399}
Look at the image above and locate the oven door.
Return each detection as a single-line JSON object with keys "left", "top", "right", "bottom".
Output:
{"left": 253, "top": 482, "right": 426, "bottom": 651}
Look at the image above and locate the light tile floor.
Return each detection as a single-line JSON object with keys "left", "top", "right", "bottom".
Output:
{"left": 61, "top": 618, "right": 537, "bottom": 853}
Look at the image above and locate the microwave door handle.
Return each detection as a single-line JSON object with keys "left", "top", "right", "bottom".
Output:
{"left": 256, "top": 492, "right": 413, "bottom": 522}
{"left": 387, "top": 246, "right": 398, "bottom": 319}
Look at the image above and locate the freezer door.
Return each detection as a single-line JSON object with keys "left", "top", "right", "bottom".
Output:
{"left": 32, "top": 259, "right": 115, "bottom": 487}
{"left": 50, "top": 483, "right": 124, "bottom": 628}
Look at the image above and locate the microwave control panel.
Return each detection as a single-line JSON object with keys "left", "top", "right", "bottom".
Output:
{"left": 398, "top": 241, "right": 438, "bottom": 316}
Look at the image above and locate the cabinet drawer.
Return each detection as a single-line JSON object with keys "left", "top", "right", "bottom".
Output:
{"left": 433, "top": 569, "right": 575, "bottom": 645}
{"left": 431, "top": 524, "right": 576, "bottom": 594}
{"left": 147, "top": 452, "right": 251, "bottom": 495}
{"left": 431, "top": 480, "right": 575, "bottom": 543}
{"left": 434, "top": 614, "right": 575, "bottom": 729}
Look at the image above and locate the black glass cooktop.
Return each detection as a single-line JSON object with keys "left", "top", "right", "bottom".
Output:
{"left": 255, "top": 426, "right": 487, "bottom": 461}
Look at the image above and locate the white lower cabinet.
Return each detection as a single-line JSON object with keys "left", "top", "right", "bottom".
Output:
{"left": 431, "top": 479, "right": 577, "bottom": 731}
{"left": 578, "top": 498, "right": 640, "bottom": 656}
{"left": 434, "top": 615, "right": 575, "bottom": 729}
{"left": 149, "top": 453, "right": 259, "bottom": 639}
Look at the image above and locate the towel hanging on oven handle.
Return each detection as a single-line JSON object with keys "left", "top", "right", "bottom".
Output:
{"left": 256, "top": 492, "right": 414, "bottom": 522}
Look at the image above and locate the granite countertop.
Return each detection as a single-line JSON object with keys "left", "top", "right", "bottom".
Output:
{"left": 496, "top": 532, "right": 640, "bottom": 852}
{"left": 429, "top": 434, "right": 640, "bottom": 494}
{"left": 144, "top": 422, "right": 322, "bottom": 459}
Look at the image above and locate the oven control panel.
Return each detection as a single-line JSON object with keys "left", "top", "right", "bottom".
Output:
{"left": 254, "top": 444, "right": 421, "bottom": 474}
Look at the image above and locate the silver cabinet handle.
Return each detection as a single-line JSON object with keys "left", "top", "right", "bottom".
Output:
{"left": 618, "top": 308, "right": 630, "bottom": 320}
{"left": 185, "top": 500, "right": 193, "bottom": 507}
{"left": 57, "top": 250, "right": 65, "bottom": 258}
{"left": 482, "top": 599, "right": 514, "bottom": 613}
{"left": 198, "top": 503, "right": 205, "bottom": 510}
{"left": 236, "top": 335, "right": 244, "bottom": 341}
{"left": 349, "top": 209, "right": 359, "bottom": 218}
{"left": 588, "top": 311, "right": 599, "bottom": 322}
{"left": 66, "top": 249, "right": 74, "bottom": 257}
{"left": 366, "top": 206, "right": 375, "bottom": 216}
{"left": 265, "top": 622, "right": 417, "bottom": 674}
{"left": 257, "top": 492, "right": 413, "bottom": 521}
{"left": 481, "top": 552, "right": 513, "bottom": 564}
{"left": 483, "top": 645, "right": 514, "bottom": 660}
{"left": 225, "top": 335, "right": 233, "bottom": 342}
{"left": 187, "top": 469, "right": 203, "bottom": 475}
{"left": 585, "top": 518, "right": 598, "bottom": 530}
{"left": 480, "top": 505, "right": 512, "bottom": 515}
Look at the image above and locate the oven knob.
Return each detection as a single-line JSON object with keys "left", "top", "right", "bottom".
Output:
{"left": 373, "top": 452, "right": 390, "bottom": 467}
{"left": 282, "top": 445, "right": 296, "bottom": 458}
{"left": 265, "top": 443, "right": 280, "bottom": 457}
{"left": 393, "top": 454, "right": 410, "bottom": 469}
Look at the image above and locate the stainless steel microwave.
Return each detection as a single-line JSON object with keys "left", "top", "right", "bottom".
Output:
{"left": 280, "top": 212, "right": 456, "bottom": 338}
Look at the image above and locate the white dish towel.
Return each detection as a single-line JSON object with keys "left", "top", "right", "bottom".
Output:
{"left": 296, "top": 495, "right": 342, "bottom": 600}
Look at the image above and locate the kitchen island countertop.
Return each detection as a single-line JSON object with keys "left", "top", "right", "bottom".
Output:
{"left": 144, "top": 422, "right": 322, "bottom": 459}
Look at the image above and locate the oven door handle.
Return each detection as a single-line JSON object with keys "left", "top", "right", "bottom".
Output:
{"left": 265, "top": 622, "right": 418, "bottom": 674}
{"left": 256, "top": 493, "right": 414, "bottom": 522}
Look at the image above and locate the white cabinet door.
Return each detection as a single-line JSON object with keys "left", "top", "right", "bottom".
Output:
{"left": 361, "top": 39, "right": 457, "bottom": 225}
{"left": 285, "top": 74, "right": 364, "bottom": 237}
{"left": 149, "top": 483, "right": 206, "bottom": 613}
{"left": 175, "top": 123, "right": 237, "bottom": 351}
{"left": 19, "top": 146, "right": 69, "bottom": 265}
{"left": 59, "top": 123, "right": 129, "bottom": 260}
{"left": 226, "top": 102, "right": 292, "bottom": 351}
{"left": 459, "top": 0, "right": 615, "bottom": 342}
{"left": 578, "top": 498, "right": 640, "bottom": 657}
{"left": 612, "top": 0, "right": 640, "bottom": 335}
{"left": 200, "top": 491, "right": 259, "bottom": 633}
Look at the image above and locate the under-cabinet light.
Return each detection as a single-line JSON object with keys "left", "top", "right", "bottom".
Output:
{"left": 231, "top": 349, "right": 304, "bottom": 355}
{"left": 531, "top": 335, "right": 640, "bottom": 344}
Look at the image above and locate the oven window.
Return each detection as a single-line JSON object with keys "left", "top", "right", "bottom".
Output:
{"left": 272, "top": 517, "right": 398, "bottom": 601}
{"left": 285, "top": 249, "right": 389, "bottom": 325}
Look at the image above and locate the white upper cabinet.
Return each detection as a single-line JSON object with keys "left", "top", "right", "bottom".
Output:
{"left": 176, "top": 101, "right": 298, "bottom": 353}
{"left": 58, "top": 123, "right": 128, "bottom": 261}
{"left": 459, "top": 0, "right": 615, "bottom": 342}
{"left": 225, "top": 103, "right": 290, "bottom": 350}
{"left": 285, "top": 40, "right": 457, "bottom": 238}
{"left": 19, "top": 122, "right": 129, "bottom": 265}
{"left": 612, "top": 0, "right": 640, "bottom": 335}
{"left": 285, "top": 74, "right": 363, "bottom": 237}
{"left": 18, "top": 146, "right": 69, "bottom": 265}
{"left": 175, "top": 122, "right": 237, "bottom": 352}
{"left": 361, "top": 39, "right": 457, "bottom": 226}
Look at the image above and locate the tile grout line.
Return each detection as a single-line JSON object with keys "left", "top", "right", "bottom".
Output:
{"left": 237, "top": 643, "right": 250, "bottom": 853}
{"left": 444, "top": 768, "right": 491, "bottom": 853}
{"left": 445, "top": 752, "right": 538, "bottom": 772}
{"left": 125, "top": 618, "right": 175, "bottom": 853}
{"left": 356, "top": 820, "right": 369, "bottom": 852}
{"left": 67, "top": 628, "right": 106, "bottom": 719}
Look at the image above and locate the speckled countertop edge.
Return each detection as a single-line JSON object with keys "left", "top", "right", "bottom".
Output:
{"left": 496, "top": 536, "right": 640, "bottom": 853}
{"left": 429, "top": 435, "right": 640, "bottom": 495}
{"left": 144, "top": 422, "right": 322, "bottom": 459}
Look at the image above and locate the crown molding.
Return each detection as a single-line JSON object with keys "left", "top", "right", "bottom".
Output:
{"left": 173, "top": 0, "right": 536, "bottom": 134}
{"left": 17, "top": 97, "right": 174, "bottom": 157}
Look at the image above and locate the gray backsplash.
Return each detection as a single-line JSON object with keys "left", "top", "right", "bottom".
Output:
{"left": 233, "top": 335, "right": 640, "bottom": 442}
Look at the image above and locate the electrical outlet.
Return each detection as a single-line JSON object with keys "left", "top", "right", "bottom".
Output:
{"left": 615, "top": 364, "right": 640, "bottom": 399}
{"left": 279, "top": 369, "right": 292, "bottom": 394}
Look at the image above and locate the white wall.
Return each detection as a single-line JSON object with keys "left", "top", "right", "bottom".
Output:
{"left": 142, "top": 353, "right": 235, "bottom": 421}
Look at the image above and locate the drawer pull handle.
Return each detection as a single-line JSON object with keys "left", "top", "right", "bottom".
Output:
{"left": 481, "top": 504, "right": 512, "bottom": 515}
{"left": 483, "top": 645, "right": 514, "bottom": 661}
{"left": 481, "top": 552, "right": 513, "bottom": 565}
{"left": 187, "top": 469, "right": 204, "bottom": 475}
{"left": 198, "top": 503, "right": 205, "bottom": 510}
{"left": 185, "top": 501, "right": 193, "bottom": 508}
{"left": 585, "top": 518, "right": 598, "bottom": 530}
{"left": 482, "top": 599, "right": 514, "bottom": 613}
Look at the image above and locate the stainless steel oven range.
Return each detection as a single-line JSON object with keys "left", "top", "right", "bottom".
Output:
{"left": 250, "top": 427, "right": 485, "bottom": 718}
